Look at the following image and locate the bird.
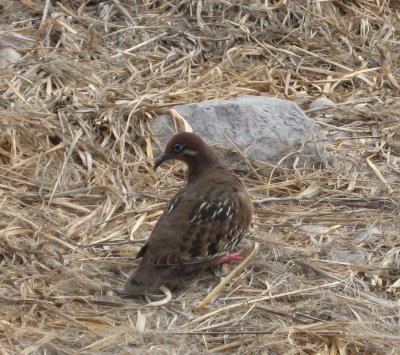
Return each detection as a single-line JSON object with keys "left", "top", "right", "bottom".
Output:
{"left": 124, "top": 132, "right": 253, "bottom": 296}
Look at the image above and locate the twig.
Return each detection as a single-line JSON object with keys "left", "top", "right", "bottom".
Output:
{"left": 111, "top": 32, "right": 168, "bottom": 58}
{"left": 210, "top": 337, "right": 254, "bottom": 353}
{"left": 296, "top": 260, "right": 399, "bottom": 309}
{"left": 73, "top": 239, "right": 148, "bottom": 248}
{"left": 193, "top": 243, "right": 259, "bottom": 311}
{"left": 184, "top": 281, "right": 342, "bottom": 327}
{"left": 41, "top": 0, "right": 52, "bottom": 25}
{"left": 365, "top": 154, "right": 394, "bottom": 195}
{"left": 145, "top": 286, "right": 172, "bottom": 307}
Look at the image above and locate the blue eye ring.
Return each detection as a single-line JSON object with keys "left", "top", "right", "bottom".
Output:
{"left": 173, "top": 143, "right": 184, "bottom": 152}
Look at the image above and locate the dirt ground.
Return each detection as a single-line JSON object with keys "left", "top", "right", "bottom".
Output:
{"left": 0, "top": 1, "right": 399, "bottom": 354}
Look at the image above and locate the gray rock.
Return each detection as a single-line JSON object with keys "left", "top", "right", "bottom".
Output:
{"left": 330, "top": 250, "right": 366, "bottom": 264}
{"left": 151, "top": 95, "right": 328, "bottom": 166}
{"left": 309, "top": 96, "right": 337, "bottom": 110}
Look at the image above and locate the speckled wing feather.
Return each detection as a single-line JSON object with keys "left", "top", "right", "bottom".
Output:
{"left": 139, "top": 172, "right": 252, "bottom": 269}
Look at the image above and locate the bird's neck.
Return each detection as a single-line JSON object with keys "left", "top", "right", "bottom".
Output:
{"left": 185, "top": 150, "right": 225, "bottom": 183}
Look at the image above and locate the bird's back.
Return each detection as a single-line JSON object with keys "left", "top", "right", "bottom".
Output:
{"left": 146, "top": 165, "right": 252, "bottom": 264}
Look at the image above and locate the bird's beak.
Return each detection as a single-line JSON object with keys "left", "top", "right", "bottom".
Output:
{"left": 154, "top": 153, "right": 170, "bottom": 170}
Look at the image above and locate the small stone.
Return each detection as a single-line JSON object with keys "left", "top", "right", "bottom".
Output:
{"left": 309, "top": 97, "right": 337, "bottom": 110}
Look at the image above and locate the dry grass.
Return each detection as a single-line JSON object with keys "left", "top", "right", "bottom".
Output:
{"left": 1, "top": 0, "right": 400, "bottom": 353}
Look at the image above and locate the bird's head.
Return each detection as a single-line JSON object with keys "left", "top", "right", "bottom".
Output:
{"left": 154, "top": 132, "right": 220, "bottom": 175}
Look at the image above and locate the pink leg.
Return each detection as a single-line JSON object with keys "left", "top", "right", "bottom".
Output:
{"left": 217, "top": 247, "right": 247, "bottom": 265}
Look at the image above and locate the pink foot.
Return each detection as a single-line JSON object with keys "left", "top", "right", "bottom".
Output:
{"left": 217, "top": 247, "right": 247, "bottom": 265}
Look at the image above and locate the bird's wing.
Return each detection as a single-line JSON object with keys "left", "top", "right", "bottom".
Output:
{"left": 140, "top": 188, "right": 251, "bottom": 267}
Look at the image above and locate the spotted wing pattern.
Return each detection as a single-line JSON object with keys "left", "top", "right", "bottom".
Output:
{"left": 143, "top": 185, "right": 252, "bottom": 268}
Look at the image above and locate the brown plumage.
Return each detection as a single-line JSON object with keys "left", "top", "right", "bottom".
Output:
{"left": 124, "top": 132, "right": 253, "bottom": 295}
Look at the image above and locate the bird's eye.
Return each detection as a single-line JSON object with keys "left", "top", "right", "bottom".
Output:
{"left": 173, "top": 144, "right": 184, "bottom": 152}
